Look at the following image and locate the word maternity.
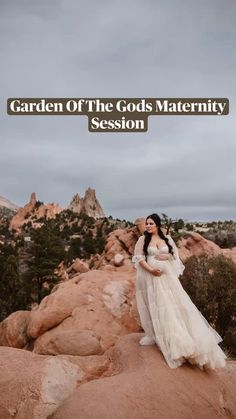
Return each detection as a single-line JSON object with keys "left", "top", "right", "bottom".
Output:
{"left": 155, "top": 100, "right": 227, "bottom": 115}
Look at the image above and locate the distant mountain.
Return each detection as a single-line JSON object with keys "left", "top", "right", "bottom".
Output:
{"left": 0, "top": 195, "right": 18, "bottom": 212}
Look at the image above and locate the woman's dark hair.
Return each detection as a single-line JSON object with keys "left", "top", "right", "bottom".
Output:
{"left": 143, "top": 213, "right": 174, "bottom": 258}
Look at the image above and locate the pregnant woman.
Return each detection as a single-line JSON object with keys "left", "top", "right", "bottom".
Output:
{"left": 132, "top": 213, "right": 227, "bottom": 370}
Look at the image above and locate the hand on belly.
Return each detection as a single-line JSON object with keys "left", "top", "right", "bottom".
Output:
{"left": 148, "top": 257, "right": 167, "bottom": 272}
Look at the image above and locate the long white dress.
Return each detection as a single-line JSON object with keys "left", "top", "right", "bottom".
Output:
{"left": 132, "top": 234, "right": 227, "bottom": 369}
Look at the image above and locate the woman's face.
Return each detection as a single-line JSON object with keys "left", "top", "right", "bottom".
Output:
{"left": 145, "top": 218, "right": 158, "bottom": 234}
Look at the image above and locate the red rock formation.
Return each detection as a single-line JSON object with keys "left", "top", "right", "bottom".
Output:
{"left": 25, "top": 269, "right": 139, "bottom": 355}
{"left": 179, "top": 232, "right": 236, "bottom": 264}
{"left": 66, "top": 259, "right": 90, "bottom": 275}
{"left": 0, "top": 346, "right": 80, "bottom": 418}
{"left": 93, "top": 227, "right": 138, "bottom": 270}
{"left": 68, "top": 187, "right": 105, "bottom": 219}
{"left": 51, "top": 335, "right": 236, "bottom": 419}
{"left": 1, "top": 335, "right": 235, "bottom": 419}
{"left": 35, "top": 329, "right": 102, "bottom": 356}
{"left": 9, "top": 192, "right": 62, "bottom": 233}
{"left": 0, "top": 311, "right": 30, "bottom": 348}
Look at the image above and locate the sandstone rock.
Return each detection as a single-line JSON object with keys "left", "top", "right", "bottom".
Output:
{"left": 49, "top": 333, "right": 236, "bottom": 419}
{"left": 179, "top": 232, "right": 236, "bottom": 264}
{"left": 102, "top": 280, "right": 130, "bottom": 316}
{"left": 27, "top": 284, "right": 87, "bottom": 339}
{"left": 115, "top": 229, "right": 137, "bottom": 254}
{"left": 55, "top": 350, "right": 115, "bottom": 386}
{"left": 94, "top": 226, "right": 137, "bottom": 269}
{"left": 1, "top": 335, "right": 235, "bottom": 419}
{"left": 9, "top": 192, "right": 62, "bottom": 233}
{"left": 67, "top": 258, "right": 90, "bottom": 274}
{"left": 0, "top": 346, "right": 81, "bottom": 419}
{"left": 102, "top": 264, "right": 116, "bottom": 271}
{"left": 33, "top": 329, "right": 102, "bottom": 356}
{"left": 68, "top": 187, "right": 104, "bottom": 219}
{"left": 134, "top": 217, "right": 146, "bottom": 234}
{"left": 113, "top": 253, "right": 124, "bottom": 266}
{"left": 0, "top": 311, "right": 30, "bottom": 348}
{"left": 28, "top": 270, "right": 140, "bottom": 354}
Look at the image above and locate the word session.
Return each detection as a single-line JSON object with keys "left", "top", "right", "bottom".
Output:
{"left": 89, "top": 116, "right": 145, "bottom": 131}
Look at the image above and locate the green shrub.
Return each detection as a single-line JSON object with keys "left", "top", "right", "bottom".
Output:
{"left": 181, "top": 254, "right": 236, "bottom": 358}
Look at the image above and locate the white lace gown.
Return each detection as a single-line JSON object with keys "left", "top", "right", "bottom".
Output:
{"left": 132, "top": 234, "right": 227, "bottom": 369}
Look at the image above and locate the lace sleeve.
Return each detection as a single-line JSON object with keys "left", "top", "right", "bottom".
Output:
{"left": 132, "top": 235, "right": 146, "bottom": 269}
{"left": 167, "top": 234, "right": 185, "bottom": 276}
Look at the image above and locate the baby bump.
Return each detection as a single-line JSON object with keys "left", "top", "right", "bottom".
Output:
{"left": 147, "top": 256, "right": 167, "bottom": 272}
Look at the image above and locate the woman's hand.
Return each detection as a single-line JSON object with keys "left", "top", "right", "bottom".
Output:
{"left": 155, "top": 254, "right": 170, "bottom": 261}
{"left": 150, "top": 268, "right": 163, "bottom": 277}
{"left": 139, "top": 259, "right": 163, "bottom": 276}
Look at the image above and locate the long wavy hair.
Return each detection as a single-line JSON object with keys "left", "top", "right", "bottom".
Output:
{"left": 143, "top": 213, "right": 174, "bottom": 259}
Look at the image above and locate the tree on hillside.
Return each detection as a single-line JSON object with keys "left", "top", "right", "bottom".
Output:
{"left": 83, "top": 230, "right": 96, "bottom": 257}
{"left": 65, "top": 237, "right": 83, "bottom": 263}
{"left": 23, "top": 222, "right": 65, "bottom": 304}
{"left": 173, "top": 219, "right": 185, "bottom": 232}
{"left": 96, "top": 226, "right": 106, "bottom": 253}
{"left": 161, "top": 213, "right": 173, "bottom": 234}
{"left": 0, "top": 254, "right": 22, "bottom": 320}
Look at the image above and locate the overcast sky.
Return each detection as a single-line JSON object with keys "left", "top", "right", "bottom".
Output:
{"left": 1, "top": 0, "right": 236, "bottom": 222}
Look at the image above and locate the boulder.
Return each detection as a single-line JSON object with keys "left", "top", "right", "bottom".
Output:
{"left": 49, "top": 333, "right": 236, "bottom": 419}
{"left": 33, "top": 329, "right": 102, "bottom": 356}
{"left": 0, "top": 311, "right": 30, "bottom": 348}
{"left": 27, "top": 270, "right": 140, "bottom": 354}
{"left": 0, "top": 347, "right": 81, "bottom": 419}
{"left": 67, "top": 259, "right": 90, "bottom": 274}
{"left": 113, "top": 253, "right": 124, "bottom": 266}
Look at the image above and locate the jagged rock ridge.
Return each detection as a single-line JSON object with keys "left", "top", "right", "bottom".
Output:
{"left": 68, "top": 187, "right": 105, "bottom": 219}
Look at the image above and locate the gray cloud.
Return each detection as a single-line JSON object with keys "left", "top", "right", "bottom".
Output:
{"left": 0, "top": 0, "right": 236, "bottom": 222}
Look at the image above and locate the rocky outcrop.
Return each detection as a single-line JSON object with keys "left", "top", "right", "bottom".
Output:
{"left": 66, "top": 259, "right": 90, "bottom": 275}
{"left": 68, "top": 187, "right": 105, "bottom": 219}
{"left": 92, "top": 227, "right": 138, "bottom": 270}
{"left": 1, "top": 335, "right": 235, "bottom": 419}
{"left": 179, "top": 232, "right": 236, "bottom": 264}
{"left": 9, "top": 192, "right": 62, "bottom": 233}
{"left": 52, "top": 334, "right": 236, "bottom": 419}
{"left": 0, "top": 347, "right": 81, "bottom": 419}
{"left": 0, "top": 269, "right": 140, "bottom": 355}
{"left": 0, "top": 311, "right": 30, "bottom": 348}
{"left": 35, "top": 329, "right": 102, "bottom": 356}
{"left": 0, "top": 333, "right": 236, "bottom": 419}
